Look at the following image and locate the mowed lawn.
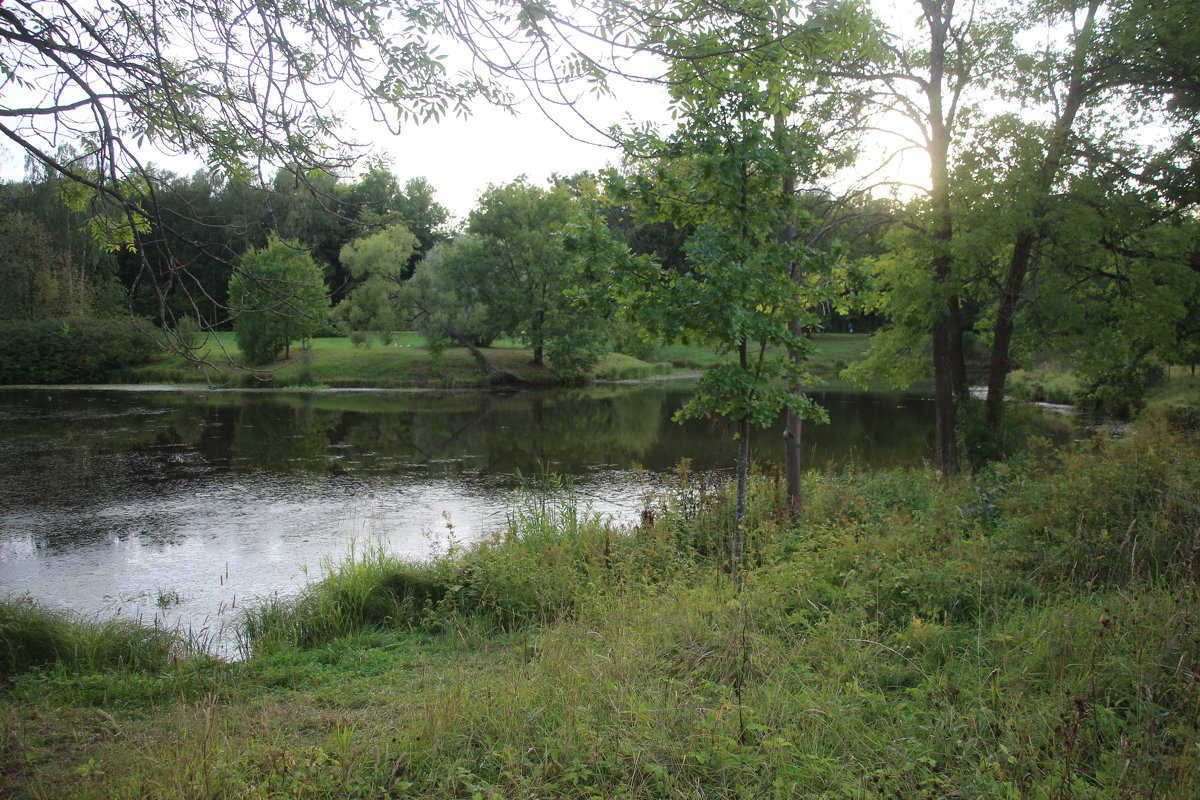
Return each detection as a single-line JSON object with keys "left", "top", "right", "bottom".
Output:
{"left": 125, "top": 332, "right": 873, "bottom": 388}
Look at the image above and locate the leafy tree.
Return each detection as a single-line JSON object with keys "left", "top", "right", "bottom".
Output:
{"left": 576, "top": 0, "right": 868, "bottom": 582}
{"left": 335, "top": 223, "right": 421, "bottom": 337}
{"left": 228, "top": 237, "right": 329, "bottom": 365}
{"left": 268, "top": 168, "right": 355, "bottom": 287}
{"left": 452, "top": 179, "right": 610, "bottom": 376}
{"left": 336, "top": 222, "right": 510, "bottom": 374}
{"left": 391, "top": 178, "right": 453, "bottom": 279}
{"left": 408, "top": 238, "right": 506, "bottom": 349}
{"left": 842, "top": 0, "right": 1199, "bottom": 466}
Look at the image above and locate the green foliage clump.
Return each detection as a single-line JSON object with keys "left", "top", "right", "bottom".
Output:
{"left": 228, "top": 236, "right": 329, "bottom": 365}
{"left": 0, "top": 316, "right": 157, "bottom": 383}
{"left": 1077, "top": 356, "right": 1166, "bottom": 418}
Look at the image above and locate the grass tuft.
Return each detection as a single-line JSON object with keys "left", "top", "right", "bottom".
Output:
{"left": 0, "top": 596, "right": 183, "bottom": 678}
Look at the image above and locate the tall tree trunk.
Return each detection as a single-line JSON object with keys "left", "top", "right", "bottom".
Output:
{"left": 924, "top": 0, "right": 960, "bottom": 477}
{"left": 775, "top": 107, "right": 806, "bottom": 511}
{"left": 983, "top": 0, "right": 1100, "bottom": 429}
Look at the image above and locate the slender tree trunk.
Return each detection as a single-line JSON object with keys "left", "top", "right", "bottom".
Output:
{"left": 784, "top": 319, "right": 805, "bottom": 510}
{"left": 532, "top": 310, "right": 545, "bottom": 367}
{"left": 774, "top": 106, "right": 807, "bottom": 511}
{"left": 932, "top": 312, "right": 960, "bottom": 476}
{"left": 732, "top": 340, "right": 751, "bottom": 592}
{"left": 948, "top": 296, "right": 968, "bottom": 401}
{"left": 733, "top": 412, "right": 750, "bottom": 593}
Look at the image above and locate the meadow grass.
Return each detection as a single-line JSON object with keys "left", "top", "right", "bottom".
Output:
{"left": 3, "top": 419, "right": 1197, "bottom": 798}
{"left": 125, "top": 333, "right": 580, "bottom": 388}
{"left": 124, "top": 333, "right": 870, "bottom": 390}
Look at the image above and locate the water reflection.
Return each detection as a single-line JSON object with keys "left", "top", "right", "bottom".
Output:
{"left": 0, "top": 383, "right": 965, "bottom": 644}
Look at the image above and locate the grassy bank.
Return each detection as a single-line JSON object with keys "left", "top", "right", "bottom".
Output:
{"left": 1009, "top": 361, "right": 1200, "bottom": 422}
{"left": 119, "top": 333, "right": 873, "bottom": 389}
{"left": 3, "top": 415, "right": 1198, "bottom": 798}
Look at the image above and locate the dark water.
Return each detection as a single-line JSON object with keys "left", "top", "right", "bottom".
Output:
{"left": 0, "top": 383, "right": 946, "bottom": 650}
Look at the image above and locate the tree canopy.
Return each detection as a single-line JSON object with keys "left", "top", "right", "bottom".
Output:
{"left": 228, "top": 236, "right": 329, "bottom": 365}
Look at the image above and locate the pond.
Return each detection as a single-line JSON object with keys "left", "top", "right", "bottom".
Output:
{"left": 0, "top": 382, "right": 967, "bottom": 652}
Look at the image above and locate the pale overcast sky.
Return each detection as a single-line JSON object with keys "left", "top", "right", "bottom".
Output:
{"left": 377, "top": 76, "right": 671, "bottom": 220}
{"left": 0, "top": 3, "right": 929, "bottom": 223}
{"left": 0, "top": 72, "right": 669, "bottom": 223}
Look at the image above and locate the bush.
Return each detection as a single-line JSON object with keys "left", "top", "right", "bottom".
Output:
{"left": 957, "top": 395, "right": 1037, "bottom": 469}
{"left": 228, "top": 237, "right": 328, "bottom": 365}
{"left": 0, "top": 316, "right": 158, "bottom": 384}
{"left": 1077, "top": 358, "right": 1165, "bottom": 418}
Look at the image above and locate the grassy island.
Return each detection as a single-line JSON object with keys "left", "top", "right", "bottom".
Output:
{"left": 115, "top": 333, "right": 874, "bottom": 391}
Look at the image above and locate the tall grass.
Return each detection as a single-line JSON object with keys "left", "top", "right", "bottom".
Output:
{"left": 233, "top": 468, "right": 771, "bottom": 658}
{"left": 0, "top": 596, "right": 183, "bottom": 678}
{"left": 235, "top": 542, "right": 449, "bottom": 657}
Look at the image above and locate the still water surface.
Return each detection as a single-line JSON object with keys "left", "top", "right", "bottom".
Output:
{"left": 0, "top": 383, "right": 939, "bottom": 647}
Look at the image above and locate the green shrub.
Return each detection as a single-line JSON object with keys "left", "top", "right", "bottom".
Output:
{"left": 956, "top": 395, "right": 1038, "bottom": 469}
{"left": 1014, "top": 419, "right": 1200, "bottom": 586}
{"left": 0, "top": 316, "right": 158, "bottom": 384}
{"left": 1077, "top": 358, "right": 1165, "bottom": 418}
